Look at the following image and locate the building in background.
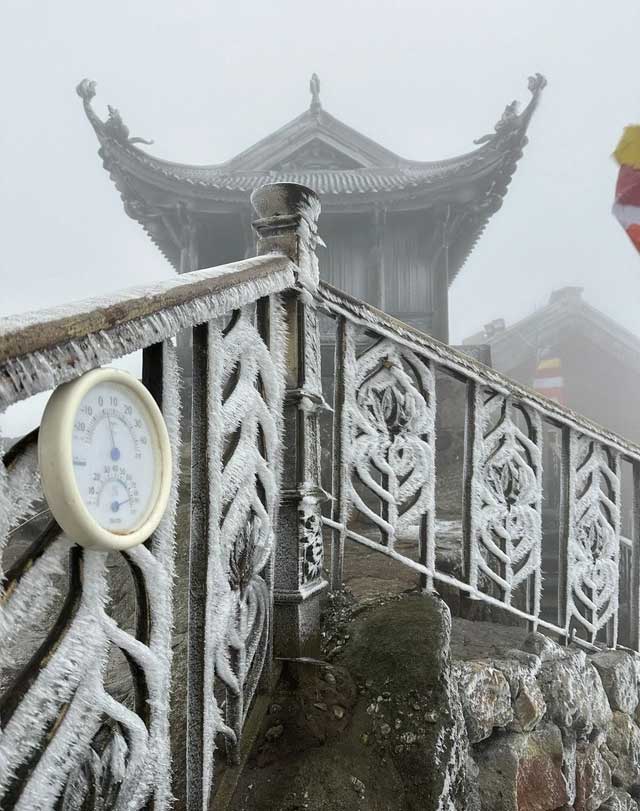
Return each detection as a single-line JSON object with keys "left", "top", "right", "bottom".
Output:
{"left": 464, "top": 286, "right": 640, "bottom": 444}
{"left": 78, "top": 73, "right": 545, "bottom": 344}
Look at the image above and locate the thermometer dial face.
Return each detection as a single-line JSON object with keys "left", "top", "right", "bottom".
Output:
{"left": 72, "top": 382, "right": 159, "bottom": 533}
{"left": 38, "top": 368, "right": 172, "bottom": 551}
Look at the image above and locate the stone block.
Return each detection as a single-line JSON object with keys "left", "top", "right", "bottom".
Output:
{"left": 606, "top": 711, "right": 640, "bottom": 791}
{"left": 574, "top": 740, "right": 613, "bottom": 811}
{"left": 493, "top": 656, "right": 547, "bottom": 734}
{"left": 474, "top": 724, "right": 569, "bottom": 811}
{"left": 535, "top": 647, "right": 612, "bottom": 735}
{"left": 592, "top": 651, "right": 639, "bottom": 716}
{"left": 455, "top": 660, "right": 513, "bottom": 743}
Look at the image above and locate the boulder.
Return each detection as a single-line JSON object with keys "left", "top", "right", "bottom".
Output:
{"left": 492, "top": 656, "right": 547, "bottom": 734}
{"left": 521, "top": 631, "right": 563, "bottom": 661}
{"left": 454, "top": 661, "right": 513, "bottom": 743}
{"left": 474, "top": 723, "right": 569, "bottom": 811}
{"left": 606, "top": 711, "right": 640, "bottom": 791}
{"left": 574, "top": 740, "right": 613, "bottom": 811}
{"left": 231, "top": 593, "right": 473, "bottom": 811}
{"left": 533, "top": 645, "right": 612, "bottom": 736}
{"left": 592, "top": 651, "right": 639, "bottom": 716}
{"left": 339, "top": 593, "right": 472, "bottom": 810}
{"left": 510, "top": 678, "right": 547, "bottom": 733}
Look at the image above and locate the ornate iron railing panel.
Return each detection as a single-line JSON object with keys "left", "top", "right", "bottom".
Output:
{"left": 0, "top": 341, "right": 180, "bottom": 811}
{"left": 189, "top": 299, "right": 286, "bottom": 810}
{"left": 0, "top": 182, "right": 315, "bottom": 811}
{"left": 465, "top": 384, "right": 543, "bottom": 613}
{"left": 320, "top": 281, "right": 640, "bottom": 653}
{"left": 563, "top": 433, "right": 622, "bottom": 646}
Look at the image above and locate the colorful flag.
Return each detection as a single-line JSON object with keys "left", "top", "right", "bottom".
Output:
{"left": 613, "top": 125, "right": 640, "bottom": 253}
{"left": 533, "top": 349, "right": 564, "bottom": 405}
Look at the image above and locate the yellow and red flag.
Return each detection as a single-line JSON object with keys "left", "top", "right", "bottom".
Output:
{"left": 613, "top": 125, "right": 640, "bottom": 252}
{"left": 533, "top": 348, "right": 564, "bottom": 405}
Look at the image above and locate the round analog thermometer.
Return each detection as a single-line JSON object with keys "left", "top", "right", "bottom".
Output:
{"left": 38, "top": 368, "right": 172, "bottom": 551}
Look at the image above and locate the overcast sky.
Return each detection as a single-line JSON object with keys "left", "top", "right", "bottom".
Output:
{"left": 2, "top": 0, "right": 640, "bottom": 435}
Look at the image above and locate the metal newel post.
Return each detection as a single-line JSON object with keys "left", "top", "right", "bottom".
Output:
{"left": 251, "top": 182, "right": 329, "bottom": 657}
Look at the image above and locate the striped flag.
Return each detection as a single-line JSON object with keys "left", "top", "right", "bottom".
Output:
{"left": 533, "top": 349, "right": 564, "bottom": 405}
{"left": 613, "top": 125, "right": 640, "bottom": 253}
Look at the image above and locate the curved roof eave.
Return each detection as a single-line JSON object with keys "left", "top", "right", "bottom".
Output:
{"left": 77, "top": 74, "right": 546, "bottom": 199}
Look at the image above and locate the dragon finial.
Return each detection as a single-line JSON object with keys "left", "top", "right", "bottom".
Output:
{"left": 309, "top": 73, "right": 321, "bottom": 113}
{"left": 474, "top": 72, "right": 547, "bottom": 146}
{"left": 76, "top": 78, "right": 153, "bottom": 147}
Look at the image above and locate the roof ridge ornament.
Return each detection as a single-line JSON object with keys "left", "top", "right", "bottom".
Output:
{"left": 474, "top": 72, "right": 547, "bottom": 146}
{"left": 309, "top": 73, "right": 322, "bottom": 114}
{"left": 76, "top": 79, "right": 154, "bottom": 147}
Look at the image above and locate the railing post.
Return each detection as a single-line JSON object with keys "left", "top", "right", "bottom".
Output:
{"left": 251, "top": 182, "right": 329, "bottom": 657}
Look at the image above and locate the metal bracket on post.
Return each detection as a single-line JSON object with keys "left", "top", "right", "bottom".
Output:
{"left": 251, "top": 182, "right": 330, "bottom": 657}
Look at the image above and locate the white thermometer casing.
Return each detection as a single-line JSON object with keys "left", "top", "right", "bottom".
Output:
{"left": 38, "top": 368, "right": 172, "bottom": 551}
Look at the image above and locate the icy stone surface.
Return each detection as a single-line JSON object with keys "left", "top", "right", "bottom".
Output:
{"left": 605, "top": 711, "right": 640, "bottom": 792}
{"left": 592, "top": 651, "right": 640, "bottom": 716}
{"left": 454, "top": 661, "right": 513, "bottom": 743}
{"left": 601, "top": 788, "right": 640, "bottom": 810}
{"left": 574, "top": 739, "right": 613, "bottom": 811}
{"left": 473, "top": 723, "right": 569, "bottom": 811}
{"left": 534, "top": 645, "right": 612, "bottom": 735}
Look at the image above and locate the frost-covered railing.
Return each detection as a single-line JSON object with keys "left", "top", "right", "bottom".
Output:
{"left": 3, "top": 177, "right": 640, "bottom": 811}
{"left": 319, "top": 283, "right": 640, "bottom": 653}
{"left": 0, "top": 183, "right": 327, "bottom": 810}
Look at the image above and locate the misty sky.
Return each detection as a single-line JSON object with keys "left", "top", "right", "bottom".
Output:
{"left": 2, "top": 0, "right": 640, "bottom": 435}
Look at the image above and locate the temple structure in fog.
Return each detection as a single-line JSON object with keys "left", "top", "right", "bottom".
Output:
{"left": 464, "top": 286, "right": 640, "bottom": 444}
{"left": 78, "top": 73, "right": 545, "bottom": 343}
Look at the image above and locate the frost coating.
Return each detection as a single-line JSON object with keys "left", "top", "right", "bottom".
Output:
{"left": 0, "top": 342, "right": 181, "bottom": 809}
{"left": 468, "top": 387, "right": 543, "bottom": 611}
{"left": 0, "top": 260, "right": 295, "bottom": 409}
{"left": 201, "top": 298, "right": 287, "bottom": 806}
{"left": 566, "top": 433, "right": 621, "bottom": 644}
{"left": 348, "top": 338, "right": 436, "bottom": 548}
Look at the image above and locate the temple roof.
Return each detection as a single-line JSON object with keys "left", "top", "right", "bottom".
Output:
{"left": 78, "top": 73, "right": 545, "bottom": 205}
{"left": 77, "top": 73, "right": 546, "bottom": 275}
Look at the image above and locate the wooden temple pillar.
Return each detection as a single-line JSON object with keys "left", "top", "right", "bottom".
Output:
{"left": 372, "top": 206, "right": 387, "bottom": 311}
{"left": 251, "top": 182, "right": 329, "bottom": 657}
{"left": 430, "top": 205, "right": 453, "bottom": 344}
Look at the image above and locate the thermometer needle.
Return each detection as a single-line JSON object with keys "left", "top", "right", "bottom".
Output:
{"left": 110, "top": 498, "right": 129, "bottom": 513}
{"left": 106, "top": 416, "right": 121, "bottom": 461}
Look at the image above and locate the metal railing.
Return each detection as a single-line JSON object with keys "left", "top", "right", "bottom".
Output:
{"left": 318, "top": 281, "right": 640, "bottom": 652}
{"left": 0, "top": 183, "right": 326, "bottom": 811}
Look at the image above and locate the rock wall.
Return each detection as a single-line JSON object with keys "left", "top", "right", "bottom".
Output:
{"left": 454, "top": 627, "right": 640, "bottom": 811}
{"left": 229, "top": 592, "right": 640, "bottom": 811}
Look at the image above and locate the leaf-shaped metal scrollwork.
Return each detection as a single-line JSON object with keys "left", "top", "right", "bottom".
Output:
{"left": 348, "top": 339, "right": 435, "bottom": 545}
{"left": 468, "top": 387, "right": 542, "bottom": 610}
{"left": 0, "top": 343, "right": 180, "bottom": 810}
{"left": 201, "top": 299, "right": 285, "bottom": 793}
{"left": 566, "top": 433, "right": 621, "bottom": 643}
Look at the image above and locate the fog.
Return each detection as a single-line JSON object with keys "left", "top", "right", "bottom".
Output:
{"left": 2, "top": 0, "right": 639, "bottom": 435}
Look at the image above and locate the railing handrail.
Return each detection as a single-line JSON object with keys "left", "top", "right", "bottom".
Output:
{"left": 0, "top": 253, "right": 296, "bottom": 408}
{"left": 0, "top": 254, "right": 294, "bottom": 364}
{"left": 319, "top": 280, "right": 640, "bottom": 463}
